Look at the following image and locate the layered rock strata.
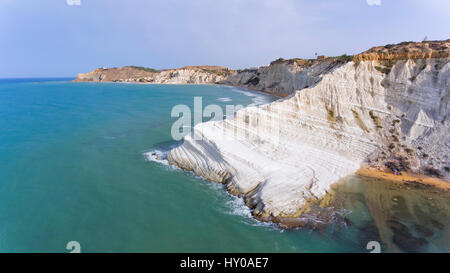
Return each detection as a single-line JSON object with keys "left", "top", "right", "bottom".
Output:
{"left": 168, "top": 47, "right": 449, "bottom": 223}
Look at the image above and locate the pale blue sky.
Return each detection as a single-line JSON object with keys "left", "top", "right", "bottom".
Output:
{"left": 0, "top": 0, "right": 449, "bottom": 77}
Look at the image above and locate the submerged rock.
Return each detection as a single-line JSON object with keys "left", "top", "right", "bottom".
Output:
{"left": 388, "top": 219, "right": 428, "bottom": 253}
{"left": 413, "top": 224, "right": 434, "bottom": 237}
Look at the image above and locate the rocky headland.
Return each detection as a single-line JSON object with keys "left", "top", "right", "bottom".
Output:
{"left": 75, "top": 39, "right": 450, "bottom": 227}
{"left": 73, "top": 65, "right": 232, "bottom": 84}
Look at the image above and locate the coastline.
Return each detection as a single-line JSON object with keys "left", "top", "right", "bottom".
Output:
{"left": 219, "top": 83, "right": 288, "bottom": 98}
{"left": 73, "top": 79, "right": 449, "bottom": 190}
{"left": 71, "top": 80, "right": 286, "bottom": 99}
{"left": 73, "top": 79, "right": 449, "bottom": 230}
{"left": 356, "top": 167, "right": 450, "bottom": 190}
{"left": 255, "top": 167, "right": 450, "bottom": 229}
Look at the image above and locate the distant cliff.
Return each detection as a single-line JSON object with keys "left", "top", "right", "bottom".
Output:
{"left": 73, "top": 66, "right": 159, "bottom": 82}
{"left": 74, "top": 65, "right": 233, "bottom": 84}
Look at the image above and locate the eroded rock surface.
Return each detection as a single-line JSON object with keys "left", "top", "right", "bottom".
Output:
{"left": 168, "top": 55, "right": 449, "bottom": 221}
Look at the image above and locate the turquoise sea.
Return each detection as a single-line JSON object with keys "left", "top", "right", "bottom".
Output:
{"left": 0, "top": 79, "right": 448, "bottom": 253}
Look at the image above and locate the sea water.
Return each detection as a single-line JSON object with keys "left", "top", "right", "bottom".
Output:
{"left": 0, "top": 79, "right": 448, "bottom": 253}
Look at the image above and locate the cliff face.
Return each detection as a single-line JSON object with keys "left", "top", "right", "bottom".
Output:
{"left": 223, "top": 40, "right": 450, "bottom": 97}
{"left": 74, "top": 65, "right": 232, "bottom": 84}
{"left": 167, "top": 46, "right": 449, "bottom": 224}
{"left": 222, "top": 58, "right": 346, "bottom": 96}
{"left": 353, "top": 39, "right": 450, "bottom": 62}
{"left": 73, "top": 66, "right": 158, "bottom": 82}
{"left": 151, "top": 66, "right": 231, "bottom": 84}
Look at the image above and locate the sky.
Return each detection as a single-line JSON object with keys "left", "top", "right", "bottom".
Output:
{"left": 0, "top": 0, "right": 449, "bottom": 77}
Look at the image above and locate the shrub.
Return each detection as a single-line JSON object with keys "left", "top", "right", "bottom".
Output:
{"left": 338, "top": 54, "right": 353, "bottom": 62}
{"left": 375, "top": 66, "right": 391, "bottom": 74}
{"left": 369, "top": 110, "right": 383, "bottom": 128}
{"left": 128, "top": 66, "right": 159, "bottom": 73}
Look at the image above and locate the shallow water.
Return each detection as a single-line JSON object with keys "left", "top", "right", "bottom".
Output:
{"left": 332, "top": 175, "right": 450, "bottom": 253}
{"left": 0, "top": 79, "right": 448, "bottom": 253}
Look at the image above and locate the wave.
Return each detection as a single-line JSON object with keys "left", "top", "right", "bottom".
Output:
{"left": 224, "top": 193, "right": 277, "bottom": 229}
{"left": 143, "top": 149, "right": 170, "bottom": 166}
{"left": 217, "top": 97, "right": 232, "bottom": 102}
{"left": 225, "top": 86, "right": 276, "bottom": 106}
{"left": 143, "top": 146, "right": 276, "bottom": 229}
{"left": 144, "top": 146, "right": 348, "bottom": 231}
{"left": 201, "top": 179, "right": 277, "bottom": 229}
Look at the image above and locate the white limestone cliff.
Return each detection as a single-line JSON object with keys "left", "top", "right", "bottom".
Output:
{"left": 74, "top": 66, "right": 231, "bottom": 84}
{"left": 223, "top": 58, "right": 345, "bottom": 96}
{"left": 167, "top": 58, "right": 450, "bottom": 223}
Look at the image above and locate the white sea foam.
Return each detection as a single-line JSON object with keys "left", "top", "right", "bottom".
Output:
{"left": 226, "top": 86, "right": 275, "bottom": 106}
{"left": 217, "top": 97, "right": 232, "bottom": 102}
{"left": 143, "top": 149, "right": 169, "bottom": 165}
{"left": 225, "top": 195, "right": 252, "bottom": 218}
{"left": 223, "top": 190, "right": 276, "bottom": 229}
{"left": 144, "top": 147, "right": 276, "bottom": 229}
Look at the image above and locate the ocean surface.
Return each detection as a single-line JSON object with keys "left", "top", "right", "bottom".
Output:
{"left": 0, "top": 78, "right": 448, "bottom": 253}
